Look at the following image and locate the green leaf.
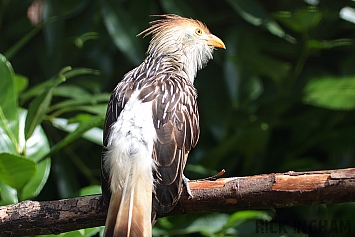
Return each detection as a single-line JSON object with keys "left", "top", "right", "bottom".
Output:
{"left": 38, "top": 227, "right": 101, "bottom": 237}
{"left": 303, "top": 76, "right": 355, "bottom": 110}
{"left": 74, "top": 32, "right": 100, "bottom": 48}
{"left": 223, "top": 211, "right": 272, "bottom": 232}
{"left": 61, "top": 67, "right": 100, "bottom": 79}
{"left": 52, "top": 85, "right": 92, "bottom": 99}
{"left": 307, "top": 39, "right": 354, "bottom": 50}
{"left": 51, "top": 117, "right": 103, "bottom": 145}
{"left": 25, "top": 87, "right": 54, "bottom": 140}
{"left": 21, "top": 158, "right": 51, "bottom": 200}
{"left": 24, "top": 67, "right": 99, "bottom": 140}
{"left": 19, "top": 109, "right": 51, "bottom": 200}
{"left": 20, "top": 67, "right": 98, "bottom": 104}
{"left": 20, "top": 76, "right": 64, "bottom": 104}
{"left": 20, "top": 109, "right": 50, "bottom": 161}
{"left": 0, "top": 180, "right": 18, "bottom": 205}
{"left": 80, "top": 185, "right": 101, "bottom": 196}
{"left": 183, "top": 213, "right": 230, "bottom": 236}
{"left": 0, "top": 153, "right": 37, "bottom": 190}
{"left": 0, "top": 54, "right": 20, "bottom": 153}
{"left": 41, "top": 115, "right": 104, "bottom": 160}
{"left": 14, "top": 74, "right": 29, "bottom": 94}
{"left": 273, "top": 6, "right": 322, "bottom": 33}
{"left": 49, "top": 93, "right": 110, "bottom": 112}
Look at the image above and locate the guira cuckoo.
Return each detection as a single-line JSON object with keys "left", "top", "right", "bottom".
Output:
{"left": 101, "top": 14, "right": 225, "bottom": 237}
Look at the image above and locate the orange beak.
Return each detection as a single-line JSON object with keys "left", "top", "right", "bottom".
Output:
{"left": 207, "top": 34, "right": 226, "bottom": 49}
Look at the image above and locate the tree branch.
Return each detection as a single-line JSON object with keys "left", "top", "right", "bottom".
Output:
{"left": 1, "top": 168, "right": 355, "bottom": 236}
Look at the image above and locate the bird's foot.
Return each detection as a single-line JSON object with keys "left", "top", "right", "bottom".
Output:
{"left": 182, "top": 175, "right": 193, "bottom": 199}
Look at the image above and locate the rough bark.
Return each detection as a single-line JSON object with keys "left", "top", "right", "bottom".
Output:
{"left": 1, "top": 168, "right": 355, "bottom": 236}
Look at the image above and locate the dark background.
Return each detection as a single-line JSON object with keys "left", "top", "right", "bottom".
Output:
{"left": 1, "top": 0, "right": 355, "bottom": 236}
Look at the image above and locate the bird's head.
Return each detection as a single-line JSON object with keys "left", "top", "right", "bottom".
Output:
{"left": 138, "top": 14, "right": 225, "bottom": 82}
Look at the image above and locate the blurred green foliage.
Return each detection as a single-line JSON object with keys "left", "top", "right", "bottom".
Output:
{"left": 1, "top": 0, "right": 355, "bottom": 236}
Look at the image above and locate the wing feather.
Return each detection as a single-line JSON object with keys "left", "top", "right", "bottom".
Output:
{"left": 149, "top": 74, "right": 199, "bottom": 216}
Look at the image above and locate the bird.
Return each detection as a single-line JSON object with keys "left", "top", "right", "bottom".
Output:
{"left": 101, "top": 14, "right": 225, "bottom": 237}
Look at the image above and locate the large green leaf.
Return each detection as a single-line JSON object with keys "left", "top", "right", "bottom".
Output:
{"left": 303, "top": 76, "right": 355, "bottom": 110}
{"left": 0, "top": 54, "right": 20, "bottom": 153}
{"left": 0, "top": 153, "right": 36, "bottom": 190}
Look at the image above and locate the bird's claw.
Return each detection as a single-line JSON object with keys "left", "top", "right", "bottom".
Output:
{"left": 182, "top": 175, "right": 193, "bottom": 199}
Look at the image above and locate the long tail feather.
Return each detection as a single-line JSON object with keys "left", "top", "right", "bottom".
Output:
{"left": 104, "top": 181, "right": 152, "bottom": 236}
{"left": 104, "top": 156, "right": 153, "bottom": 237}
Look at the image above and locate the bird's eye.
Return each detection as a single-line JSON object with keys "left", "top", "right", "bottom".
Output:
{"left": 195, "top": 28, "right": 203, "bottom": 35}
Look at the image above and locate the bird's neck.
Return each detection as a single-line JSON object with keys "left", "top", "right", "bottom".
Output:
{"left": 142, "top": 50, "right": 198, "bottom": 84}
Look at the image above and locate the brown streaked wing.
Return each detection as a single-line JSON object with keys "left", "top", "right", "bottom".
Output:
{"left": 150, "top": 74, "right": 199, "bottom": 215}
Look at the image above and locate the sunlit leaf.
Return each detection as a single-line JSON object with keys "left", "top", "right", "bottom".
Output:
{"left": 0, "top": 180, "right": 18, "bottom": 205}
{"left": 51, "top": 117, "right": 103, "bottom": 145}
{"left": 0, "top": 54, "right": 20, "bottom": 153}
{"left": 41, "top": 115, "right": 104, "bottom": 160}
{"left": 80, "top": 185, "right": 101, "bottom": 196}
{"left": 14, "top": 74, "right": 29, "bottom": 94}
{"left": 38, "top": 227, "right": 101, "bottom": 237}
